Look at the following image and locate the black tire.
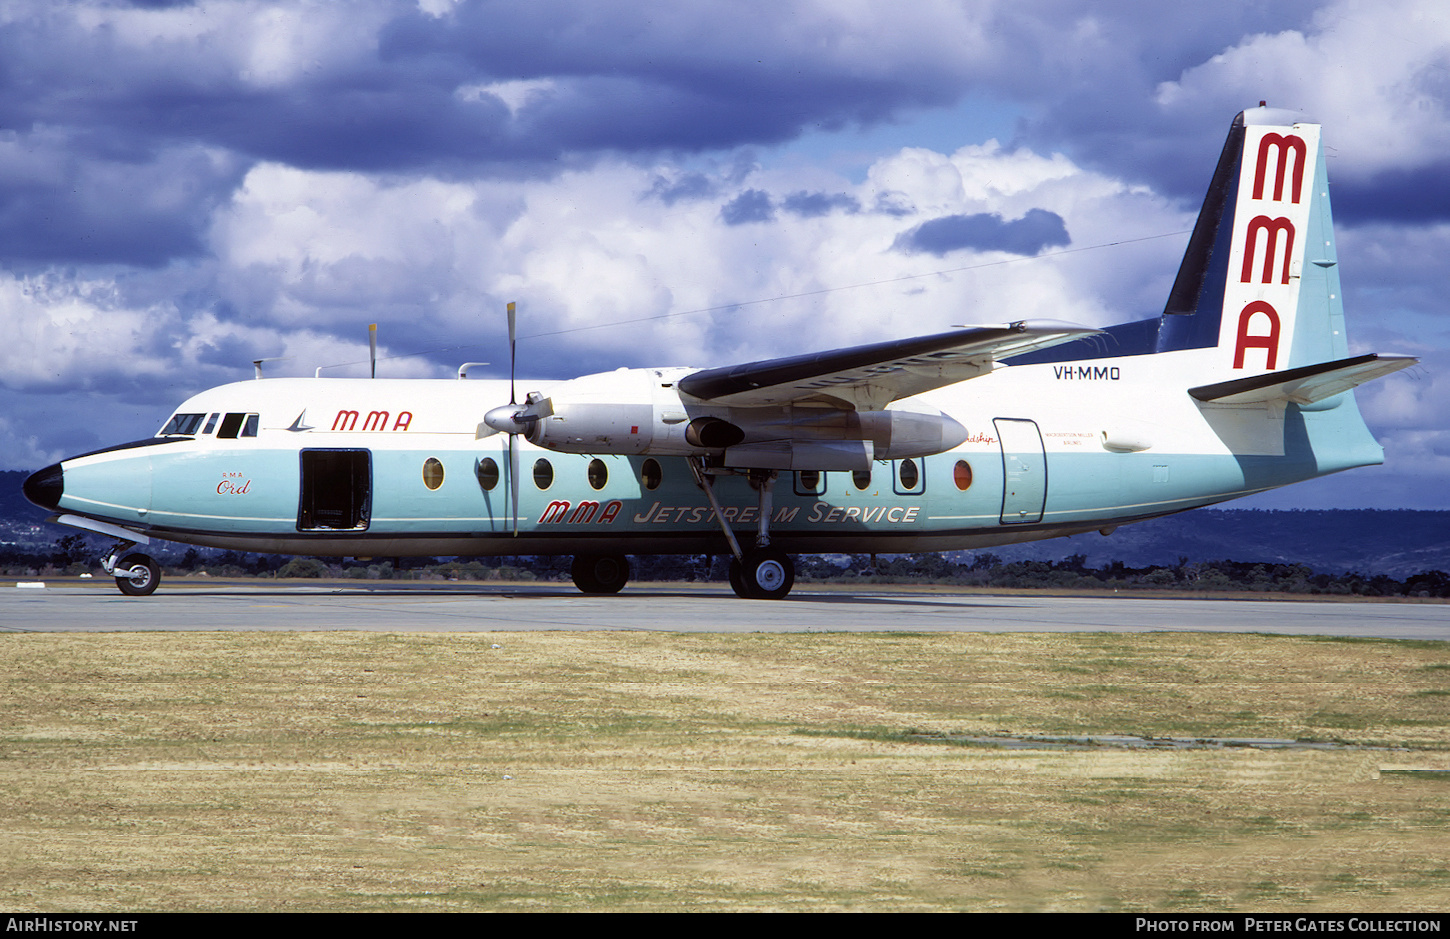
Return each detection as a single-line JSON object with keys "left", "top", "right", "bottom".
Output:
{"left": 728, "top": 557, "right": 750, "bottom": 598}
{"left": 571, "top": 553, "right": 630, "bottom": 594}
{"left": 737, "top": 548, "right": 794, "bottom": 600}
{"left": 114, "top": 553, "right": 160, "bottom": 597}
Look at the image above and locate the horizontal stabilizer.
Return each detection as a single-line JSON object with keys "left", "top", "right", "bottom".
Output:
{"left": 1188, "top": 353, "right": 1416, "bottom": 405}
{"left": 678, "top": 320, "right": 1098, "bottom": 409}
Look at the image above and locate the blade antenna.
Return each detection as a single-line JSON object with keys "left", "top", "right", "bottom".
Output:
{"left": 369, "top": 323, "right": 377, "bottom": 379}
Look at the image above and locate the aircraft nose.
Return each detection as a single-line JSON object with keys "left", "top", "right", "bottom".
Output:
{"left": 22, "top": 462, "right": 64, "bottom": 510}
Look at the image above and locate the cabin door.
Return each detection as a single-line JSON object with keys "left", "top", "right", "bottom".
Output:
{"left": 994, "top": 418, "right": 1046, "bottom": 524}
{"left": 298, "top": 449, "right": 372, "bottom": 531}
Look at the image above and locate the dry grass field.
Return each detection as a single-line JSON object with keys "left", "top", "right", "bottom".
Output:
{"left": 2, "top": 630, "right": 1448, "bottom": 911}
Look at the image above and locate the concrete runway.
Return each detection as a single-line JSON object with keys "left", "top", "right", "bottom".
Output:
{"left": 4, "top": 580, "right": 1449, "bottom": 639}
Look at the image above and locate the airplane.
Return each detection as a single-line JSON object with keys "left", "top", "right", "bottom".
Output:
{"left": 22, "top": 106, "right": 1417, "bottom": 600}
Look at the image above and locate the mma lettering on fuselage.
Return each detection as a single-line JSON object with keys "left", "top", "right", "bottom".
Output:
{"left": 331, "top": 409, "right": 414, "bottom": 431}
{"left": 538, "top": 500, "right": 625, "bottom": 525}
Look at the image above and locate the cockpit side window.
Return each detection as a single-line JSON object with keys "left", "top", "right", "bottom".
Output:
{"left": 217, "top": 413, "right": 260, "bottom": 439}
{"left": 202, "top": 413, "right": 219, "bottom": 434}
{"left": 160, "top": 413, "right": 205, "bottom": 436}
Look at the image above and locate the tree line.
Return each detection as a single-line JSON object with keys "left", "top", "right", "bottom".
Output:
{"left": 7, "top": 535, "right": 1450, "bottom": 598}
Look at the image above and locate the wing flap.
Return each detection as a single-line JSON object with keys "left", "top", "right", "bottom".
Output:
{"left": 677, "top": 320, "right": 1099, "bottom": 408}
{"left": 1188, "top": 353, "right": 1417, "bottom": 405}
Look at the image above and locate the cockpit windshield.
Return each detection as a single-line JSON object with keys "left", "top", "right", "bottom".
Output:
{"left": 159, "top": 413, "right": 206, "bottom": 436}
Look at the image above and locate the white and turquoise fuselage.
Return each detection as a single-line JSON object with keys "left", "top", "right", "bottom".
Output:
{"left": 26, "top": 108, "right": 1409, "bottom": 579}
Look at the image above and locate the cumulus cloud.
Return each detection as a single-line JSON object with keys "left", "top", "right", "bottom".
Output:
{"left": 894, "top": 209, "right": 1070, "bottom": 257}
{"left": 781, "top": 191, "right": 861, "bottom": 218}
{"left": 0, "top": 0, "right": 1444, "bottom": 509}
{"left": 720, "top": 190, "right": 775, "bottom": 225}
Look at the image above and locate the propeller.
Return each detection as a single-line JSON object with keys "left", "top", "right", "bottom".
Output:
{"left": 479, "top": 302, "right": 554, "bottom": 535}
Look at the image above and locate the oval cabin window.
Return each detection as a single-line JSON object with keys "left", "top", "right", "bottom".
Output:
{"left": 954, "top": 460, "right": 973, "bottom": 491}
{"left": 899, "top": 459, "right": 919, "bottom": 490}
{"left": 476, "top": 457, "right": 499, "bottom": 491}
{"left": 533, "top": 458, "right": 554, "bottom": 490}
{"left": 641, "top": 458, "right": 662, "bottom": 491}
{"left": 422, "top": 457, "right": 445, "bottom": 491}
{"left": 588, "top": 458, "right": 608, "bottom": 491}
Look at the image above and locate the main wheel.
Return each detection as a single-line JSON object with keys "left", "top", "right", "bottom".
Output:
{"left": 571, "top": 553, "right": 630, "bottom": 594}
{"left": 733, "top": 548, "right": 794, "bottom": 600}
{"left": 114, "top": 553, "right": 160, "bottom": 597}
{"left": 728, "top": 557, "right": 747, "bottom": 597}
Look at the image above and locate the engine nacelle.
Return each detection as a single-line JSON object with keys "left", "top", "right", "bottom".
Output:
{"left": 522, "top": 368, "right": 968, "bottom": 469}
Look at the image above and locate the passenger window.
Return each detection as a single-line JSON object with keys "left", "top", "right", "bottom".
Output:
{"left": 641, "top": 458, "right": 662, "bottom": 491}
{"left": 794, "top": 469, "right": 825, "bottom": 496}
{"left": 476, "top": 458, "right": 499, "bottom": 491}
{"left": 533, "top": 458, "right": 554, "bottom": 490}
{"left": 953, "top": 460, "right": 973, "bottom": 491}
{"left": 422, "top": 457, "right": 444, "bottom": 490}
{"left": 893, "top": 459, "right": 924, "bottom": 495}
{"left": 587, "top": 458, "right": 608, "bottom": 490}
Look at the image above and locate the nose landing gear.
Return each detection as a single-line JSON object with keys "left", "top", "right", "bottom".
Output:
{"left": 102, "top": 542, "right": 161, "bottom": 597}
{"left": 571, "top": 553, "right": 631, "bottom": 594}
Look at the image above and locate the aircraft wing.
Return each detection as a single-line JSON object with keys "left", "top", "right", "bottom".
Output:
{"left": 1188, "top": 353, "right": 1417, "bottom": 406}
{"left": 676, "top": 320, "right": 1099, "bottom": 409}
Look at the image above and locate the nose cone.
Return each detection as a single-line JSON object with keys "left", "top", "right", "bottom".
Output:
{"left": 23, "top": 463, "right": 64, "bottom": 510}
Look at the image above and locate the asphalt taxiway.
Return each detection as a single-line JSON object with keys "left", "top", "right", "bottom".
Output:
{"left": 3, "top": 582, "right": 1448, "bottom": 639}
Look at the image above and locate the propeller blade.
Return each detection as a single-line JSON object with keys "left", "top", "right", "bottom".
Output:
{"left": 509, "top": 432, "right": 520, "bottom": 537}
{"left": 507, "top": 301, "right": 517, "bottom": 406}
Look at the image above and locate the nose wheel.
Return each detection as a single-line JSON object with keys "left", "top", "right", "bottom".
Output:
{"left": 571, "top": 553, "right": 631, "bottom": 594}
{"left": 113, "top": 553, "right": 160, "bottom": 597}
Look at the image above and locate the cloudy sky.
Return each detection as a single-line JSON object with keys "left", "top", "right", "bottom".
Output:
{"left": 3, "top": 0, "right": 1447, "bottom": 508}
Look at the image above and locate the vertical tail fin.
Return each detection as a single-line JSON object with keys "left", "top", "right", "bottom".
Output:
{"left": 1160, "top": 106, "right": 1340, "bottom": 374}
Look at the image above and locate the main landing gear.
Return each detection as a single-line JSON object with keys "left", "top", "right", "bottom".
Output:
{"left": 728, "top": 545, "right": 795, "bottom": 601}
{"left": 102, "top": 542, "right": 160, "bottom": 597}
{"left": 571, "top": 553, "right": 631, "bottom": 594}
{"left": 691, "top": 459, "right": 796, "bottom": 600}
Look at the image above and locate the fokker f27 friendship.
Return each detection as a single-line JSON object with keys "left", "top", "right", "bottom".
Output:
{"left": 24, "top": 108, "right": 1417, "bottom": 599}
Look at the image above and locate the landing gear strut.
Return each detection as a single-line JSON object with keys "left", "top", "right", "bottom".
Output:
{"left": 691, "top": 459, "right": 795, "bottom": 600}
{"left": 571, "top": 553, "right": 630, "bottom": 594}
{"left": 102, "top": 542, "right": 160, "bottom": 597}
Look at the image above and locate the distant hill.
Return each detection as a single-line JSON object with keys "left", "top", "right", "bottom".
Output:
{"left": 964, "top": 509, "right": 1450, "bottom": 577}
{"left": 6, "top": 469, "right": 1448, "bottom": 576}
